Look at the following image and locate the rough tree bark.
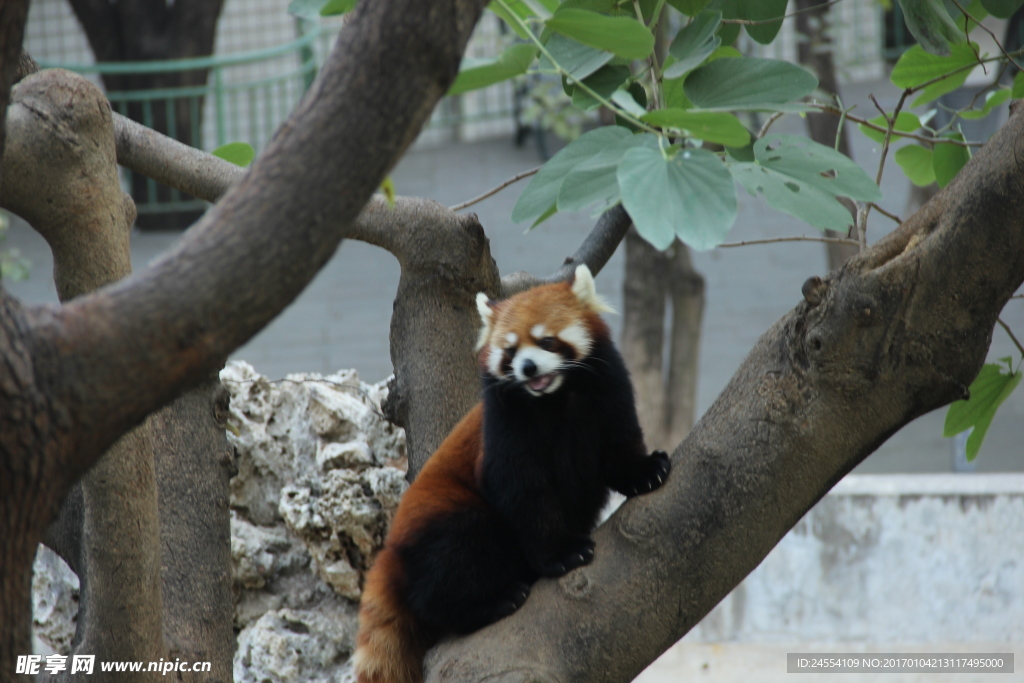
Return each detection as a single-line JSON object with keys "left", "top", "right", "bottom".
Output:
{"left": 795, "top": 0, "right": 860, "bottom": 269}
{"left": 0, "top": 0, "right": 489, "bottom": 674}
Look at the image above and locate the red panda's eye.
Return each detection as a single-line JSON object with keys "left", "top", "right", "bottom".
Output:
{"left": 538, "top": 337, "right": 556, "bottom": 351}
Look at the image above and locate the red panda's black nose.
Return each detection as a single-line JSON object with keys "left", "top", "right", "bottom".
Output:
{"left": 521, "top": 359, "right": 538, "bottom": 378}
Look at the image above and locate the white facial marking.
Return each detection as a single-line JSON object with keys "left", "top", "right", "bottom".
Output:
{"left": 505, "top": 332, "right": 519, "bottom": 346}
{"left": 557, "top": 322, "right": 592, "bottom": 356}
{"left": 487, "top": 345, "right": 504, "bottom": 377}
{"left": 531, "top": 324, "right": 549, "bottom": 340}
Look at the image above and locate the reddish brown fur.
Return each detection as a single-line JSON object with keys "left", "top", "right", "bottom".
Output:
{"left": 355, "top": 406, "right": 485, "bottom": 683}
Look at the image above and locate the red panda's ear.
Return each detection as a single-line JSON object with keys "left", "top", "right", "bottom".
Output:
{"left": 475, "top": 292, "right": 496, "bottom": 351}
{"left": 571, "top": 265, "right": 615, "bottom": 314}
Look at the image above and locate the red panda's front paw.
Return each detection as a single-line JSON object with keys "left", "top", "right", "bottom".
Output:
{"left": 623, "top": 450, "right": 671, "bottom": 497}
{"left": 538, "top": 537, "right": 595, "bottom": 577}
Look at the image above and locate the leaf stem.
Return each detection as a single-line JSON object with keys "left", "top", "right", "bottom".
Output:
{"left": 813, "top": 103, "right": 982, "bottom": 146}
{"left": 950, "top": 0, "right": 1024, "bottom": 72}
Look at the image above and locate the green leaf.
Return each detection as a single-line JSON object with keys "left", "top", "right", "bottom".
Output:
{"left": 857, "top": 112, "right": 922, "bottom": 144}
{"left": 1014, "top": 71, "right": 1024, "bottom": 98}
{"left": 288, "top": 0, "right": 356, "bottom": 17}
{"left": 488, "top": 1, "right": 532, "bottom": 38}
{"left": 546, "top": 9, "right": 655, "bottom": 59}
{"left": 737, "top": 0, "right": 788, "bottom": 45}
{"left": 932, "top": 132, "right": 971, "bottom": 187}
{"left": 379, "top": 177, "right": 396, "bottom": 207}
{"left": 667, "top": 0, "right": 712, "bottom": 14}
{"left": 641, "top": 109, "right": 750, "bottom": 146}
{"left": 959, "top": 88, "right": 1011, "bottom": 119}
{"left": 897, "top": 0, "right": 965, "bottom": 56}
{"left": 618, "top": 146, "right": 738, "bottom": 250}
{"left": 955, "top": 0, "right": 990, "bottom": 31}
{"left": 614, "top": 82, "right": 648, "bottom": 130}
{"left": 684, "top": 58, "right": 817, "bottom": 111}
{"left": 571, "top": 65, "right": 632, "bottom": 110}
{"left": 890, "top": 42, "right": 979, "bottom": 106}
{"left": 980, "top": 0, "right": 1024, "bottom": 18}
{"left": 729, "top": 134, "right": 881, "bottom": 231}
{"left": 512, "top": 126, "right": 633, "bottom": 225}
{"left": 449, "top": 44, "right": 537, "bottom": 95}
{"left": 894, "top": 145, "right": 936, "bottom": 186}
{"left": 664, "top": 11, "right": 722, "bottom": 79}
{"left": 212, "top": 142, "right": 255, "bottom": 167}
{"left": 541, "top": 33, "right": 614, "bottom": 80}
{"left": 558, "top": 133, "right": 659, "bottom": 212}
{"left": 943, "top": 361, "right": 1022, "bottom": 461}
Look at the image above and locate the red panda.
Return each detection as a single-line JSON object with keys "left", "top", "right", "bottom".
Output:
{"left": 353, "top": 265, "right": 670, "bottom": 683}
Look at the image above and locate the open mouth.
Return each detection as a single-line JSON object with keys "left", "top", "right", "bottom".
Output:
{"left": 525, "top": 372, "right": 560, "bottom": 394}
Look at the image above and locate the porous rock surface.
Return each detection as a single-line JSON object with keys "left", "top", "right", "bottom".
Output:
{"left": 223, "top": 361, "right": 407, "bottom": 682}
{"left": 31, "top": 361, "right": 406, "bottom": 683}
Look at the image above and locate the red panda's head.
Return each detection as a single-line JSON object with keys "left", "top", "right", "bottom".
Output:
{"left": 475, "top": 265, "right": 614, "bottom": 396}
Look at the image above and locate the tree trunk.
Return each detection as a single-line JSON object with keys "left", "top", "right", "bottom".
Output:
{"left": 67, "top": 0, "right": 228, "bottom": 230}
{"left": 621, "top": 231, "right": 705, "bottom": 451}
{"left": 795, "top": 0, "right": 860, "bottom": 269}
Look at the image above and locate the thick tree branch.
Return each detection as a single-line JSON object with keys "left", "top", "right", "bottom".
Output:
{"left": 500, "top": 205, "right": 633, "bottom": 296}
{"left": 19, "top": 0, "right": 488, "bottom": 483}
{"left": 424, "top": 104, "right": 1024, "bottom": 683}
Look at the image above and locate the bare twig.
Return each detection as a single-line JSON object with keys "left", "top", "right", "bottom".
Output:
{"left": 869, "top": 202, "right": 903, "bottom": 224}
{"left": 813, "top": 104, "right": 982, "bottom": 147}
{"left": 950, "top": 0, "right": 1024, "bottom": 73}
{"left": 997, "top": 317, "right": 1024, "bottom": 358}
{"left": 758, "top": 111, "right": 785, "bottom": 139}
{"left": 449, "top": 166, "right": 539, "bottom": 211}
{"left": 721, "top": 0, "right": 844, "bottom": 25}
{"left": 716, "top": 235, "right": 859, "bottom": 248}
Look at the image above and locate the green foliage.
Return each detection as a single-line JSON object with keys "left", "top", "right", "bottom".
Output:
{"left": 450, "top": 44, "right": 537, "bottom": 95}
{"left": 664, "top": 10, "right": 721, "bottom": 79}
{"left": 932, "top": 133, "right": 971, "bottom": 187}
{"left": 512, "top": 126, "right": 632, "bottom": 226}
{"left": 857, "top": 112, "right": 921, "bottom": 144}
{"left": 728, "top": 0, "right": 788, "bottom": 45}
{"left": 1013, "top": 71, "right": 1024, "bottom": 98}
{"left": 980, "top": 0, "right": 1024, "bottom": 17}
{"left": 894, "top": 145, "right": 936, "bottom": 186}
{"left": 730, "top": 135, "right": 881, "bottom": 232}
{"left": 212, "top": 142, "right": 256, "bottom": 167}
{"left": 667, "top": 0, "right": 712, "bottom": 14}
{"left": 944, "top": 358, "right": 1022, "bottom": 461}
{"left": 896, "top": 0, "right": 965, "bottom": 56}
{"left": 959, "top": 89, "right": 1011, "bottom": 120}
{"left": 287, "top": 0, "right": 356, "bottom": 17}
{"left": 569, "top": 65, "right": 631, "bottom": 110}
{"left": 545, "top": 9, "right": 654, "bottom": 59}
{"left": 558, "top": 133, "right": 659, "bottom": 213}
{"left": 618, "top": 145, "right": 737, "bottom": 250}
{"left": 540, "top": 33, "right": 613, "bottom": 79}
{"left": 684, "top": 58, "right": 817, "bottom": 111}
{"left": 640, "top": 109, "right": 749, "bottom": 146}
{"left": 890, "top": 42, "right": 979, "bottom": 106}
{"left": 0, "top": 212, "right": 30, "bottom": 282}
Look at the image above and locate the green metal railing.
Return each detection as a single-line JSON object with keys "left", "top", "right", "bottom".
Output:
{"left": 38, "top": 25, "right": 322, "bottom": 220}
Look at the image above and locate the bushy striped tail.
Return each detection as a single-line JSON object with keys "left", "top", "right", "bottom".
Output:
{"left": 354, "top": 549, "right": 425, "bottom": 683}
